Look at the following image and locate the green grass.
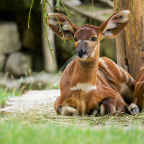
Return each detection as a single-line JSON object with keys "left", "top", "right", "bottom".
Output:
{"left": 0, "top": 88, "right": 19, "bottom": 107}
{"left": 1, "top": 88, "right": 144, "bottom": 144}
{"left": 0, "top": 120, "right": 144, "bottom": 144}
{"left": 0, "top": 82, "right": 59, "bottom": 107}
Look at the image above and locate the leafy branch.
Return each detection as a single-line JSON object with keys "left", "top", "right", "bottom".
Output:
{"left": 28, "top": 0, "right": 70, "bottom": 67}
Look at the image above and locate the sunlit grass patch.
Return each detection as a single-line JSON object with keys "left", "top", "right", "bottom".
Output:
{"left": 0, "top": 88, "right": 144, "bottom": 144}
{"left": 1, "top": 106, "right": 144, "bottom": 129}
{"left": 0, "top": 88, "right": 144, "bottom": 129}
{"left": 0, "top": 119, "right": 144, "bottom": 144}
{"left": 0, "top": 88, "right": 19, "bottom": 107}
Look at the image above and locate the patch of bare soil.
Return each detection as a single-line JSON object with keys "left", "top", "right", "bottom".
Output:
{"left": 0, "top": 89, "right": 60, "bottom": 114}
{"left": 1, "top": 89, "right": 144, "bottom": 129}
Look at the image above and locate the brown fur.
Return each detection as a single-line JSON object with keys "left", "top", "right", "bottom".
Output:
{"left": 47, "top": 11, "right": 136, "bottom": 116}
{"left": 133, "top": 64, "right": 144, "bottom": 111}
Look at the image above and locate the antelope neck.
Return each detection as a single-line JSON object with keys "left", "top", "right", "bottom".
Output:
{"left": 75, "top": 55, "right": 99, "bottom": 85}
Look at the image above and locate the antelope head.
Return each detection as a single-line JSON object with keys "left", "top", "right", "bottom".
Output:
{"left": 46, "top": 10, "right": 130, "bottom": 63}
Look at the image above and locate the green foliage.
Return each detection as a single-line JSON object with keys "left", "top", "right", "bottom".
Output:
{"left": 43, "top": 0, "right": 57, "bottom": 67}
{"left": 0, "top": 120, "right": 144, "bottom": 144}
{"left": 117, "top": 0, "right": 120, "bottom": 16}
{"left": 28, "top": 0, "right": 71, "bottom": 67}
{"left": 28, "top": 0, "right": 34, "bottom": 29}
{"left": 0, "top": 88, "right": 19, "bottom": 107}
{"left": 0, "top": 88, "right": 144, "bottom": 144}
{"left": 116, "top": 0, "right": 134, "bottom": 24}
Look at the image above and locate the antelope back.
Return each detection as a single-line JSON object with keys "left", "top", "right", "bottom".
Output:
{"left": 133, "top": 63, "right": 144, "bottom": 111}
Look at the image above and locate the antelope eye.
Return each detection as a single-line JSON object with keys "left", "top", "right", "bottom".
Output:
{"left": 91, "top": 37, "right": 97, "bottom": 41}
{"left": 74, "top": 37, "right": 78, "bottom": 42}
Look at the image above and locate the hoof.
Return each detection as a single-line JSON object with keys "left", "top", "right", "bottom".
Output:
{"left": 58, "top": 106, "right": 79, "bottom": 116}
{"left": 129, "top": 103, "right": 139, "bottom": 115}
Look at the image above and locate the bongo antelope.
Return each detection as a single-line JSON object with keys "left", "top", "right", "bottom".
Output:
{"left": 46, "top": 10, "right": 139, "bottom": 116}
{"left": 133, "top": 63, "right": 144, "bottom": 112}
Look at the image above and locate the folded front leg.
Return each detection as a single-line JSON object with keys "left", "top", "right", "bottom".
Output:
{"left": 100, "top": 97, "right": 127, "bottom": 115}
{"left": 54, "top": 96, "right": 83, "bottom": 116}
{"left": 57, "top": 106, "right": 80, "bottom": 116}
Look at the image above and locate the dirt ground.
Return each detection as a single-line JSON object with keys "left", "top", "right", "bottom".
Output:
{"left": 1, "top": 89, "right": 144, "bottom": 129}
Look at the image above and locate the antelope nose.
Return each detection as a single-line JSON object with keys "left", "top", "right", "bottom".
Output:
{"left": 76, "top": 49, "right": 86, "bottom": 58}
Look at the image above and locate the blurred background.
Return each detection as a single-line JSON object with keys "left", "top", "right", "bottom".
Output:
{"left": 0, "top": 0, "right": 116, "bottom": 91}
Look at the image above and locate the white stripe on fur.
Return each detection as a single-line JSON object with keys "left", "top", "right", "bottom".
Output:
{"left": 140, "top": 67, "right": 144, "bottom": 71}
{"left": 120, "top": 67, "right": 129, "bottom": 82}
{"left": 99, "top": 58, "right": 115, "bottom": 78}
{"left": 71, "top": 83, "right": 96, "bottom": 93}
{"left": 91, "top": 45, "right": 97, "bottom": 57}
{"left": 113, "top": 61, "right": 122, "bottom": 77}
{"left": 61, "top": 106, "right": 79, "bottom": 116}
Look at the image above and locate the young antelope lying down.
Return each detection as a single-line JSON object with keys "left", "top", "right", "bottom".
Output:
{"left": 46, "top": 10, "right": 139, "bottom": 116}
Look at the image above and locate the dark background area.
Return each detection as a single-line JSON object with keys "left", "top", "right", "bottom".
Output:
{"left": 0, "top": 0, "right": 115, "bottom": 74}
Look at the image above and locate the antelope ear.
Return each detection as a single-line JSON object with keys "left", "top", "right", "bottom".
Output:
{"left": 99, "top": 10, "right": 131, "bottom": 39}
{"left": 45, "top": 13, "right": 77, "bottom": 40}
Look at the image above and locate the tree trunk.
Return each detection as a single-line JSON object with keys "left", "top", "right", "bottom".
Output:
{"left": 42, "top": 0, "right": 57, "bottom": 72}
{"left": 113, "top": 0, "right": 144, "bottom": 79}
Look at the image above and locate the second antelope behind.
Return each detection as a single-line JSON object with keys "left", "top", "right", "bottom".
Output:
{"left": 47, "top": 10, "right": 139, "bottom": 116}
